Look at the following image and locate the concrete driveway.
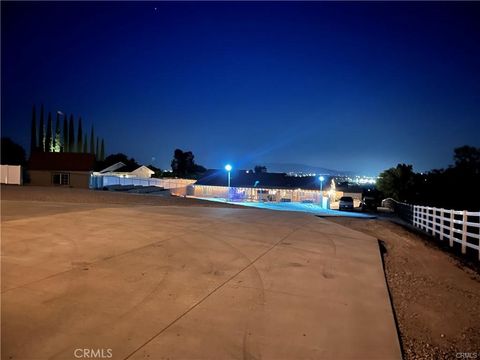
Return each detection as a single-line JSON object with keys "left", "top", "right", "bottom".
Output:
{"left": 1, "top": 199, "right": 401, "bottom": 360}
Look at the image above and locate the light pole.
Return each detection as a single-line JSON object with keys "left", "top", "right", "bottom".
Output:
{"left": 319, "top": 176, "right": 325, "bottom": 208}
{"left": 225, "top": 164, "right": 232, "bottom": 201}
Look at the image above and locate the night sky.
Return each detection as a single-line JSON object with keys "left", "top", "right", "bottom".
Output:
{"left": 2, "top": 1, "right": 479, "bottom": 175}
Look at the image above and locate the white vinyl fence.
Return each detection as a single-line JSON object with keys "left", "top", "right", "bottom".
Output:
{"left": 413, "top": 205, "right": 480, "bottom": 260}
{"left": 0, "top": 165, "right": 22, "bottom": 185}
{"left": 89, "top": 174, "right": 196, "bottom": 191}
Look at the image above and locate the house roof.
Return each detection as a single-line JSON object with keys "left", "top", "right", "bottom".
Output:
{"left": 195, "top": 170, "right": 333, "bottom": 191}
{"left": 29, "top": 152, "right": 96, "bottom": 172}
{"left": 131, "top": 165, "right": 155, "bottom": 175}
{"left": 99, "top": 162, "right": 126, "bottom": 173}
{"left": 98, "top": 164, "right": 155, "bottom": 175}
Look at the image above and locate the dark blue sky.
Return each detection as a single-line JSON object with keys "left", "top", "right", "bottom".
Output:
{"left": 2, "top": 1, "right": 479, "bottom": 175}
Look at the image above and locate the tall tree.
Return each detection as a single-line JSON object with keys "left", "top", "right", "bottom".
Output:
{"left": 54, "top": 112, "right": 61, "bottom": 152}
{"left": 102, "top": 153, "right": 139, "bottom": 171}
{"left": 38, "top": 104, "right": 45, "bottom": 152}
{"left": 254, "top": 165, "right": 267, "bottom": 173}
{"left": 377, "top": 164, "right": 416, "bottom": 202}
{"left": 95, "top": 137, "right": 99, "bottom": 158}
{"left": 83, "top": 133, "right": 88, "bottom": 153}
{"left": 30, "top": 104, "right": 37, "bottom": 155}
{"left": 100, "top": 138, "right": 105, "bottom": 161}
{"left": 90, "top": 126, "right": 95, "bottom": 154}
{"left": 45, "top": 112, "right": 52, "bottom": 152}
{"left": 453, "top": 145, "right": 480, "bottom": 172}
{"left": 63, "top": 113, "right": 68, "bottom": 152}
{"left": 77, "top": 117, "right": 83, "bottom": 153}
{"left": 68, "top": 114, "right": 75, "bottom": 152}
{"left": 170, "top": 149, "right": 198, "bottom": 177}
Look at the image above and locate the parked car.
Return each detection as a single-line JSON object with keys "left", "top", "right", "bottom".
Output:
{"left": 361, "top": 188, "right": 382, "bottom": 211}
{"left": 339, "top": 196, "right": 354, "bottom": 211}
{"left": 361, "top": 196, "right": 380, "bottom": 211}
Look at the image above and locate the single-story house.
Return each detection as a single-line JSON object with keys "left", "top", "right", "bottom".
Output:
{"left": 89, "top": 162, "right": 172, "bottom": 189}
{"left": 28, "top": 152, "right": 96, "bottom": 188}
{"left": 192, "top": 169, "right": 338, "bottom": 204}
{"left": 96, "top": 162, "right": 154, "bottom": 178}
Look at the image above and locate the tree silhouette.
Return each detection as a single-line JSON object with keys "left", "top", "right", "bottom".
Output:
{"left": 90, "top": 126, "right": 95, "bottom": 154}
{"left": 170, "top": 149, "right": 201, "bottom": 177}
{"left": 83, "top": 133, "right": 88, "bottom": 153}
{"left": 38, "top": 104, "right": 45, "bottom": 152}
{"left": 54, "top": 112, "right": 61, "bottom": 152}
{"left": 98, "top": 153, "right": 139, "bottom": 172}
{"left": 30, "top": 105, "right": 37, "bottom": 155}
{"left": 63, "top": 114, "right": 68, "bottom": 152}
{"left": 377, "top": 164, "right": 416, "bottom": 202}
{"left": 377, "top": 146, "right": 480, "bottom": 210}
{"left": 95, "top": 137, "right": 99, "bottom": 158}
{"left": 77, "top": 117, "right": 83, "bottom": 153}
{"left": 45, "top": 112, "right": 52, "bottom": 152}
{"left": 254, "top": 165, "right": 267, "bottom": 173}
{"left": 68, "top": 114, "right": 75, "bottom": 152}
{"left": 100, "top": 138, "right": 105, "bottom": 161}
{"left": 454, "top": 145, "right": 480, "bottom": 172}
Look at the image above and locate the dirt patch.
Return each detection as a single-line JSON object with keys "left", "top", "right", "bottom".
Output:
{"left": 328, "top": 217, "right": 480, "bottom": 360}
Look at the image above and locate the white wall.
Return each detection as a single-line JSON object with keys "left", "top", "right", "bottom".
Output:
{"left": 0, "top": 165, "right": 22, "bottom": 185}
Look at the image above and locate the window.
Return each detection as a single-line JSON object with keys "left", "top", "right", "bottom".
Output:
{"left": 52, "top": 173, "right": 70, "bottom": 185}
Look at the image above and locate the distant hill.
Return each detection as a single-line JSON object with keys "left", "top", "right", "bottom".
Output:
{"left": 262, "top": 163, "right": 354, "bottom": 176}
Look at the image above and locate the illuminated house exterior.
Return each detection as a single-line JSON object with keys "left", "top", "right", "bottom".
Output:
{"left": 192, "top": 170, "right": 337, "bottom": 204}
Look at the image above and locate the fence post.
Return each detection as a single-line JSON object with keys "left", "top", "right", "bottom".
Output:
{"left": 425, "top": 206, "right": 430, "bottom": 233}
{"left": 422, "top": 207, "right": 426, "bottom": 230}
{"left": 440, "top": 208, "right": 444, "bottom": 240}
{"left": 449, "top": 209, "right": 454, "bottom": 247}
{"left": 427, "top": 207, "right": 431, "bottom": 233}
{"left": 461, "top": 210, "right": 467, "bottom": 254}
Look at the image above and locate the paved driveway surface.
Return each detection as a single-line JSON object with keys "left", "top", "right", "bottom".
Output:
{"left": 1, "top": 200, "right": 401, "bottom": 360}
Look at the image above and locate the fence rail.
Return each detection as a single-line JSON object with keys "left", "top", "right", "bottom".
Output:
{"left": 383, "top": 199, "right": 480, "bottom": 260}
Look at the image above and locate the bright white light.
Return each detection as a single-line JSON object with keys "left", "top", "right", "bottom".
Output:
{"left": 225, "top": 164, "right": 232, "bottom": 172}
{"left": 319, "top": 176, "right": 325, "bottom": 182}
